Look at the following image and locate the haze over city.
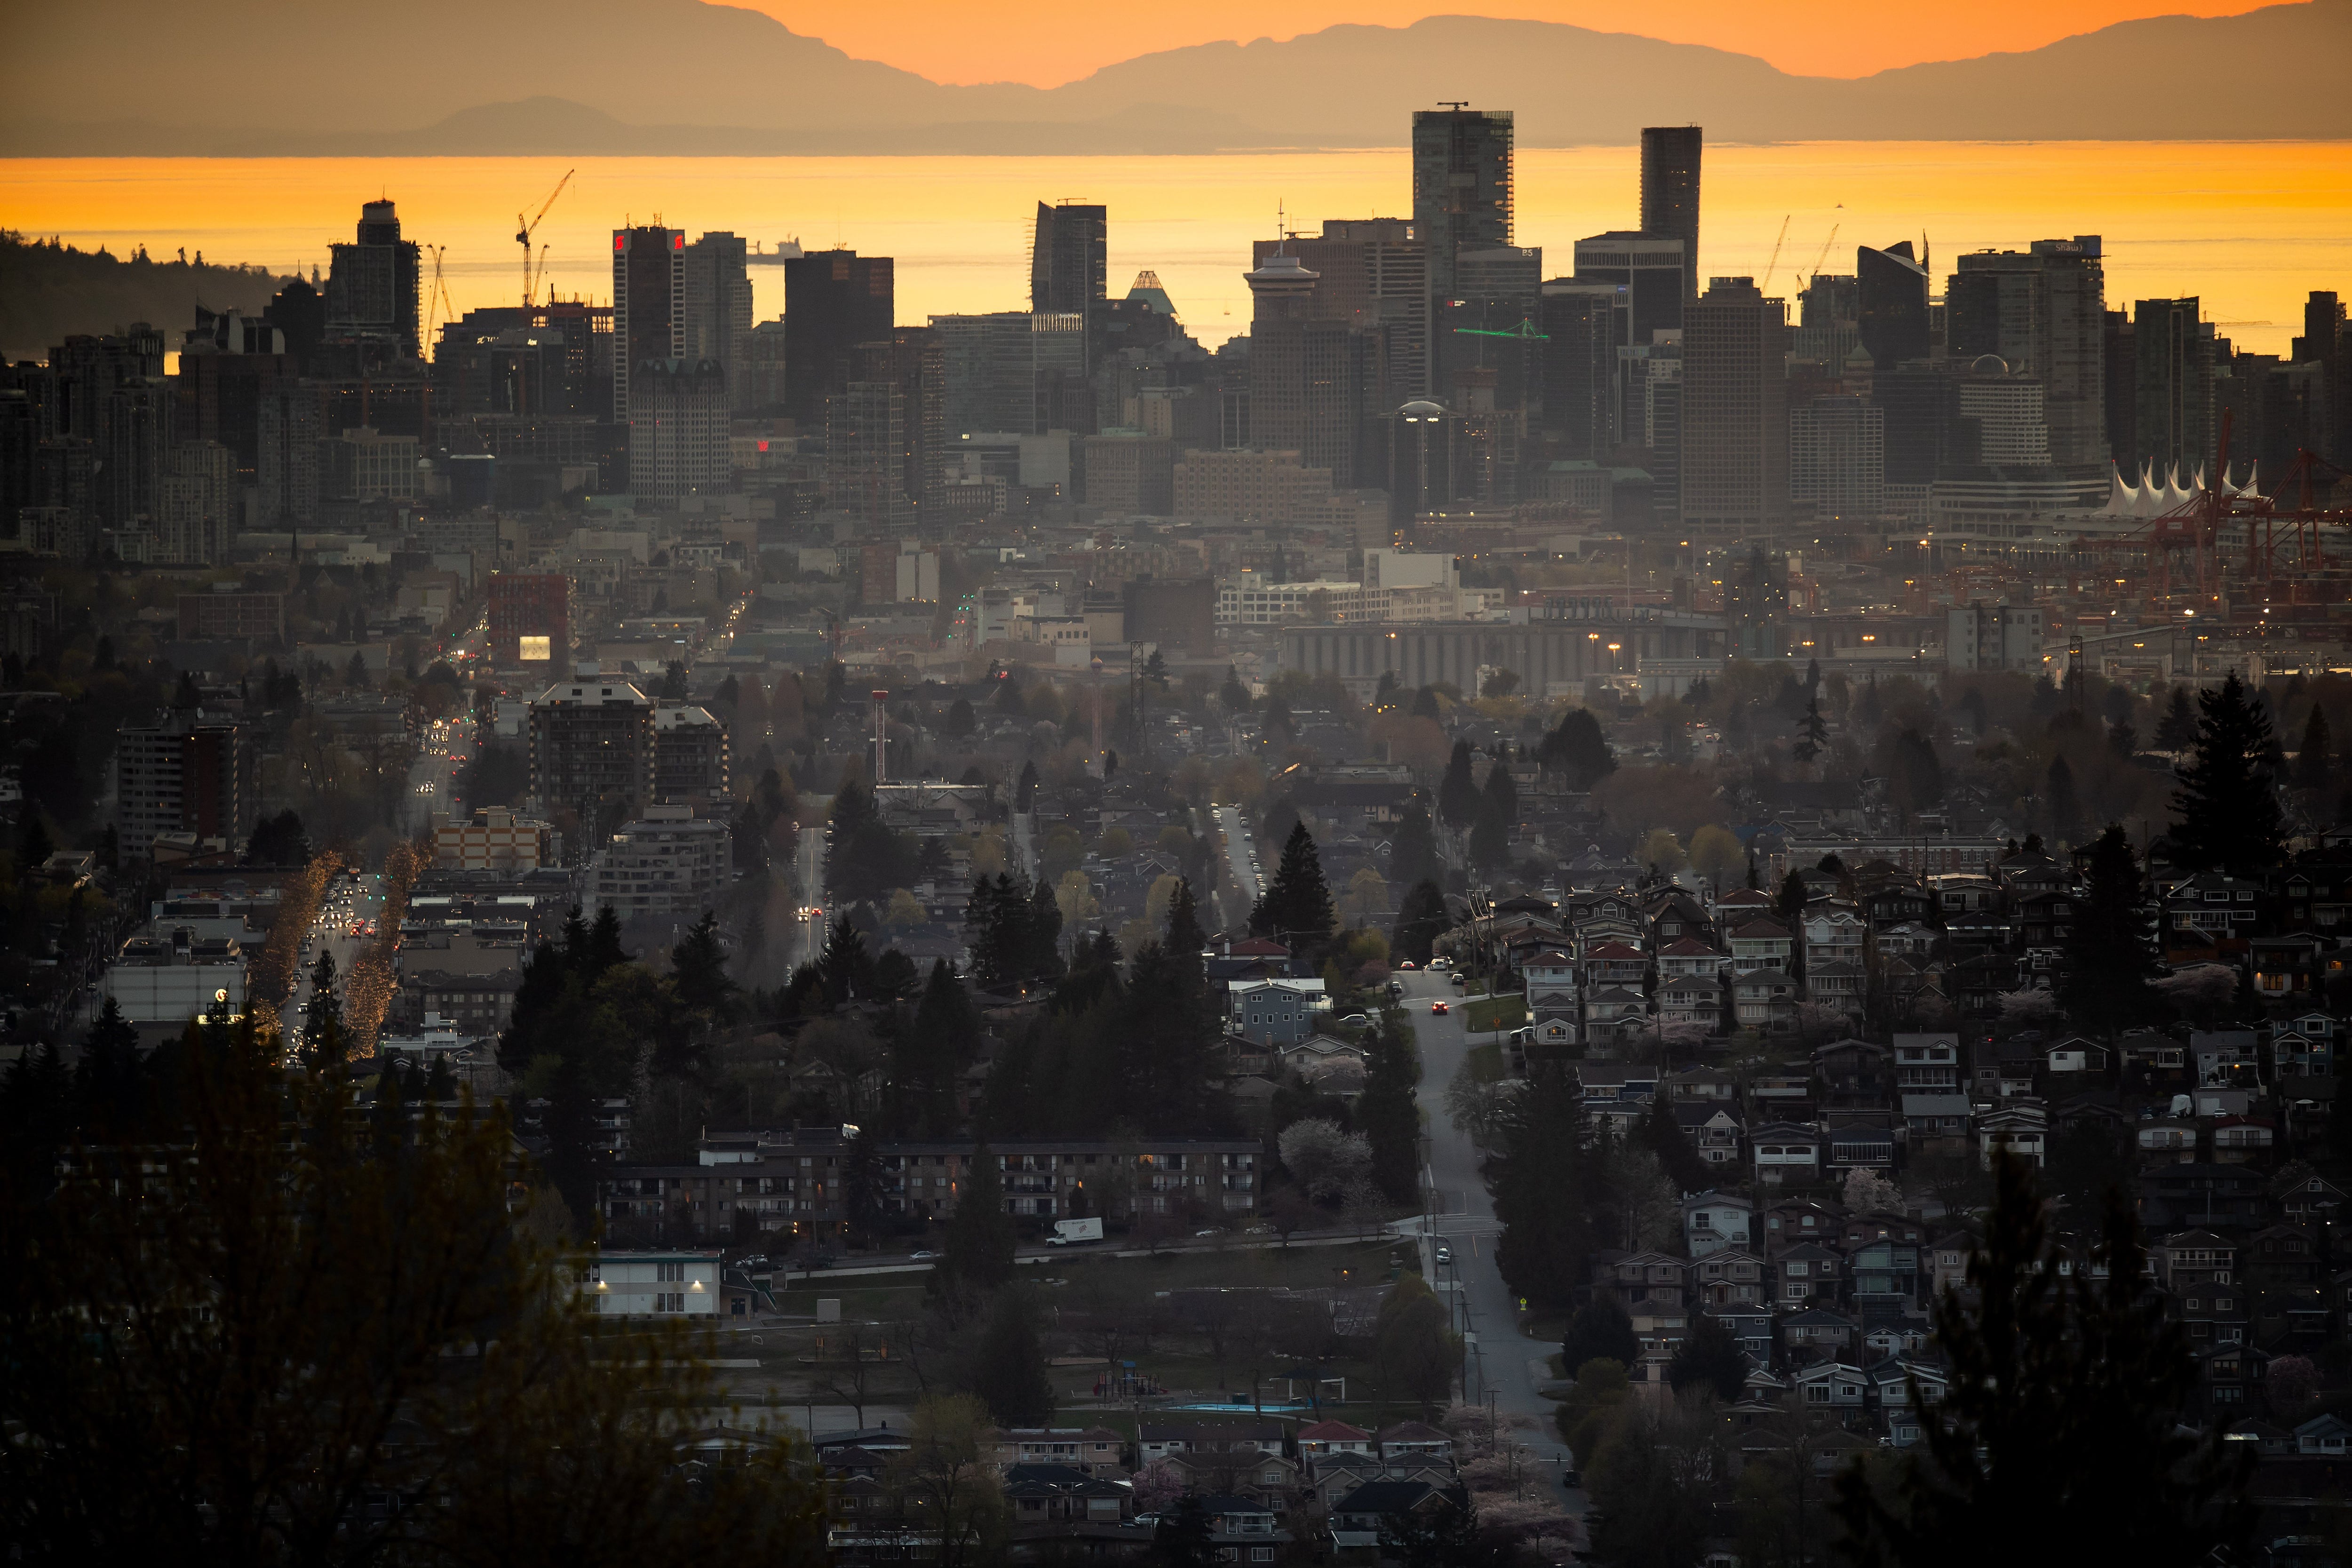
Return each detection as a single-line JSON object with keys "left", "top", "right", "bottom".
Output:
{"left": 2, "top": 1, "right": 2351, "bottom": 1563}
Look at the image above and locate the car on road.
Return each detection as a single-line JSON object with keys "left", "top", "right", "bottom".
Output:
{"left": 1396, "top": 961, "right": 1417, "bottom": 970}
{"left": 1436, "top": 1244, "right": 1453, "bottom": 1265}
{"left": 1450, "top": 972, "right": 1467, "bottom": 987}
{"left": 909, "top": 1250, "right": 938, "bottom": 1260}
{"left": 1430, "top": 1001, "right": 1449, "bottom": 1015}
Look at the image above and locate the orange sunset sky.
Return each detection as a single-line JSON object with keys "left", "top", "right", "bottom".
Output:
{"left": 757, "top": 0, "right": 2273, "bottom": 86}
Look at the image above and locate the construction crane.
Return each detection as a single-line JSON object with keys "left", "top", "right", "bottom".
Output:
{"left": 423, "top": 245, "right": 458, "bottom": 344}
{"left": 1759, "top": 213, "right": 1792, "bottom": 294}
{"left": 1802, "top": 223, "right": 1840, "bottom": 288}
{"left": 516, "top": 168, "right": 573, "bottom": 310}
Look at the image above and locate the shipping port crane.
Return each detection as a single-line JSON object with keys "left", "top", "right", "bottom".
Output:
{"left": 516, "top": 168, "right": 573, "bottom": 310}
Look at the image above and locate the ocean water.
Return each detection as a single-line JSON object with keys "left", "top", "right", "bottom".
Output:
{"left": 5, "top": 141, "right": 2347, "bottom": 356}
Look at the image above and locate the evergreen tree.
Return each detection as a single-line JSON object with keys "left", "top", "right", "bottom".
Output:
{"left": 1775, "top": 869, "right": 1809, "bottom": 925}
{"left": 300, "top": 948, "right": 345, "bottom": 1069}
{"left": 1389, "top": 802, "right": 1442, "bottom": 890}
{"left": 1561, "top": 1295, "right": 1640, "bottom": 1378}
{"left": 1025, "top": 876, "right": 1064, "bottom": 979}
{"left": 815, "top": 920, "right": 880, "bottom": 1007}
{"left": 1357, "top": 1021, "right": 1421, "bottom": 1205}
{"left": 17, "top": 813, "right": 54, "bottom": 876}
{"left": 2156, "top": 685, "right": 2198, "bottom": 749}
{"left": 842, "top": 1125, "right": 886, "bottom": 1241}
{"left": 2045, "top": 755, "right": 2082, "bottom": 846}
{"left": 1152, "top": 1496, "right": 1219, "bottom": 1568}
{"left": 1492, "top": 1065, "right": 1599, "bottom": 1308}
{"left": 964, "top": 874, "right": 1023, "bottom": 987}
{"left": 1165, "top": 877, "right": 1207, "bottom": 959}
{"left": 1249, "top": 821, "right": 1336, "bottom": 951}
{"left": 2295, "top": 704, "right": 2333, "bottom": 794}
{"left": 1481, "top": 756, "right": 1518, "bottom": 825}
{"left": 1668, "top": 1311, "right": 1749, "bottom": 1401}
{"left": 2170, "top": 672, "right": 2287, "bottom": 876}
{"left": 2109, "top": 720, "right": 2138, "bottom": 760}
{"left": 1219, "top": 667, "right": 1252, "bottom": 711}
{"left": 1468, "top": 798, "right": 1510, "bottom": 870}
{"left": 1437, "top": 741, "right": 1480, "bottom": 827}
{"left": 1831, "top": 1162, "right": 2252, "bottom": 1566}
{"left": 585, "top": 904, "right": 629, "bottom": 978}
{"left": 934, "top": 1142, "right": 1017, "bottom": 1297}
{"left": 658, "top": 660, "right": 689, "bottom": 700}
{"left": 1634, "top": 1093, "right": 1710, "bottom": 1194}
{"left": 1411, "top": 685, "right": 1443, "bottom": 722}
{"left": 1391, "top": 880, "right": 1451, "bottom": 966}
{"left": 1793, "top": 696, "right": 1829, "bottom": 764}
{"left": 970, "top": 1288, "right": 1056, "bottom": 1426}
{"left": 670, "top": 910, "right": 739, "bottom": 1021}
{"left": 76, "top": 995, "right": 143, "bottom": 1131}
{"left": 1535, "top": 706, "right": 1618, "bottom": 788}
{"left": 1016, "top": 759, "right": 1039, "bottom": 809}
{"left": 903, "top": 960, "right": 982, "bottom": 1135}
{"left": 2059, "top": 825, "right": 2157, "bottom": 1032}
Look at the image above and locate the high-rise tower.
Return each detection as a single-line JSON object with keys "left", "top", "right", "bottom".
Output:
{"left": 1856, "top": 241, "right": 1931, "bottom": 371}
{"left": 784, "top": 249, "right": 895, "bottom": 428}
{"left": 1640, "top": 127, "right": 1703, "bottom": 298}
{"left": 325, "top": 200, "right": 422, "bottom": 358}
{"left": 682, "top": 231, "right": 755, "bottom": 407}
{"left": 1031, "top": 202, "right": 1108, "bottom": 315}
{"left": 611, "top": 226, "right": 684, "bottom": 422}
{"left": 1412, "top": 106, "right": 1514, "bottom": 394}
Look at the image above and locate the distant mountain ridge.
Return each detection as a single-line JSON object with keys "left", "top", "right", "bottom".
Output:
{"left": 4, "top": 1, "right": 2346, "bottom": 154}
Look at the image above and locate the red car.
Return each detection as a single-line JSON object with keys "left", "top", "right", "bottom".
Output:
{"left": 1430, "top": 1001, "right": 1449, "bottom": 1015}
{"left": 1397, "top": 961, "right": 1418, "bottom": 971}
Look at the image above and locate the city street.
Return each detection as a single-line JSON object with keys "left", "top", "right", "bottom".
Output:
{"left": 789, "top": 817, "right": 827, "bottom": 972}
{"left": 402, "top": 712, "right": 476, "bottom": 836}
{"left": 290, "top": 871, "right": 386, "bottom": 1038}
{"left": 1397, "top": 968, "right": 1583, "bottom": 1504}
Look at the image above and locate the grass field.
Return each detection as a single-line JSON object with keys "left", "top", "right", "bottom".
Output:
{"left": 1463, "top": 995, "right": 1527, "bottom": 1032}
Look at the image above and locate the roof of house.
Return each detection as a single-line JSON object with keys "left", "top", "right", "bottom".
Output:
{"left": 1297, "top": 1420, "right": 1372, "bottom": 1441}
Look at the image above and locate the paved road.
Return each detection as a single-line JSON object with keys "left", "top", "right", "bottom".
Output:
{"left": 789, "top": 819, "right": 827, "bottom": 972}
{"left": 292, "top": 872, "right": 387, "bottom": 1037}
{"left": 402, "top": 711, "right": 474, "bottom": 836}
{"left": 1399, "top": 970, "right": 1583, "bottom": 1507}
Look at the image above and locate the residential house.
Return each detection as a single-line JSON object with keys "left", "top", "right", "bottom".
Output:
{"left": 1750, "top": 1123, "right": 1825, "bottom": 1187}
{"left": 991, "top": 1428, "right": 1126, "bottom": 1475}
{"left": 1296, "top": 1420, "right": 1375, "bottom": 1460}
{"left": 1760, "top": 1200, "right": 1839, "bottom": 1256}
{"left": 1376, "top": 1422, "right": 1453, "bottom": 1463}
{"left": 1728, "top": 919, "right": 1796, "bottom": 973}
{"left": 1328, "top": 1482, "right": 1465, "bottom": 1552}
{"left": 1803, "top": 907, "right": 1867, "bottom": 972}
{"left": 2045, "top": 1035, "right": 2111, "bottom": 1078}
{"left": 1902, "top": 1093, "right": 1971, "bottom": 1151}
{"left": 1677, "top": 1101, "right": 1748, "bottom": 1170}
{"left": 1813, "top": 1039, "right": 1891, "bottom": 1099}
{"left": 1136, "top": 1421, "right": 1282, "bottom": 1465}
{"left": 1684, "top": 1191, "right": 1757, "bottom": 1257}
{"left": 1826, "top": 1122, "right": 1899, "bottom": 1175}
{"left": 1892, "top": 1033, "right": 1963, "bottom": 1091}
{"left": 1523, "top": 948, "right": 1580, "bottom": 1050}
{"left": 1225, "top": 978, "right": 1327, "bottom": 1044}
{"left": 1692, "top": 1249, "right": 1770, "bottom": 1308}
{"left": 1777, "top": 1306, "right": 1860, "bottom": 1363}
{"left": 1977, "top": 1105, "right": 2048, "bottom": 1168}
{"left": 1733, "top": 969, "right": 1800, "bottom": 1034}
{"left": 1793, "top": 1357, "right": 1869, "bottom": 1413}
{"left": 1808, "top": 959, "right": 1866, "bottom": 1016}
{"left": 1776, "top": 1241, "right": 1844, "bottom": 1307}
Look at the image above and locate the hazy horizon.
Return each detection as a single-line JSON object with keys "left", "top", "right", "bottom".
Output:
{"left": 8, "top": 139, "right": 2345, "bottom": 362}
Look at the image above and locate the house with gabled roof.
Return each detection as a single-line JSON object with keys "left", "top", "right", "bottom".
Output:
{"left": 1684, "top": 1190, "right": 1756, "bottom": 1257}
